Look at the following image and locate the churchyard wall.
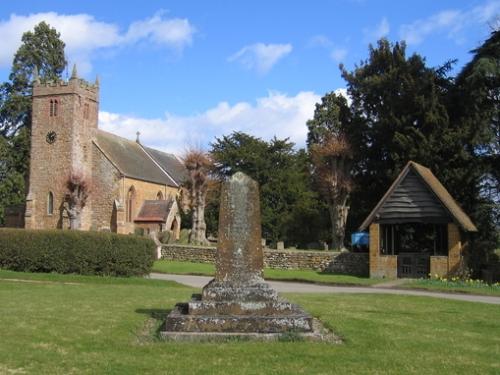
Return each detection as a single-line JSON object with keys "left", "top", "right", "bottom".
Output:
{"left": 160, "top": 244, "right": 369, "bottom": 276}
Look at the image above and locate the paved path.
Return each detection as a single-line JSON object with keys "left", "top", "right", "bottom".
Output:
{"left": 149, "top": 273, "right": 500, "bottom": 305}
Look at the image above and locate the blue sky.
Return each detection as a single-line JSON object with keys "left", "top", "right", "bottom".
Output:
{"left": 0, "top": 1, "right": 498, "bottom": 153}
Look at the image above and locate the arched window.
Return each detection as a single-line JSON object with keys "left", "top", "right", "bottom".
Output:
{"left": 47, "top": 192, "right": 54, "bottom": 215}
{"left": 49, "top": 99, "right": 59, "bottom": 117}
{"left": 83, "top": 103, "right": 89, "bottom": 119}
{"left": 126, "top": 186, "right": 136, "bottom": 222}
{"left": 156, "top": 191, "right": 163, "bottom": 200}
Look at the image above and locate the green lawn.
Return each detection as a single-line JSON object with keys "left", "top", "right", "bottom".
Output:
{"left": 401, "top": 278, "right": 500, "bottom": 296}
{"left": 0, "top": 270, "right": 499, "bottom": 374}
{"left": 153, "top": 260, "right": 381, "bottom": 286}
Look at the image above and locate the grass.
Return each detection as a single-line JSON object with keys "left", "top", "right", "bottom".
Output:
{"left": 401, "top": 278, "right": 500, "bottom": 296}
{"left": 0, "top": 270, "right": 499, "bottom": 374}
{"left": 152, "top": 260, "right": 381, "bottom": 286}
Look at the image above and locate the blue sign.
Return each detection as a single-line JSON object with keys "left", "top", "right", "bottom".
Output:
{"left": 351, "top": 232, "right": 369, "bottom": 246}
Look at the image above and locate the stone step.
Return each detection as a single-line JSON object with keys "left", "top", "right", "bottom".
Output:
{"left": 165, "top": 305, "right": 313, "bottom": 333}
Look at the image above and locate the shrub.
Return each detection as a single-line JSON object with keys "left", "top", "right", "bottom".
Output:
{"left": 158, "top": 230, "right": 173, "bottom": 244}
{"left": 0, "top": 229, "right": 156, "bottom": 277}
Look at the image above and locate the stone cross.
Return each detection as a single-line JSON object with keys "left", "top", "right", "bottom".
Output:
{"left": 163, "top": 171, "right": 317, "bottom": 337}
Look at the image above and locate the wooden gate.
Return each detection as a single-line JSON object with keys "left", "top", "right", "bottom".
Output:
{"left": 397, "top": 253, "right": 430, "bottom": 278}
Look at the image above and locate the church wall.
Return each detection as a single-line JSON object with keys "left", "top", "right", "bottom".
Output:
{"left": 121, "top": 177, "right": 178, "bottom": 233}
{"left": 91, "top": 144, "right": 121, "bottom": 231}
{"left": 26, "top": 92, "right": 91, "bottom": 229}
{"left": 25, "top": 77, "right": 98, "bottom": 231}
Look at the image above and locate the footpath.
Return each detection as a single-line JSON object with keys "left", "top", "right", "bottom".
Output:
{"left": 149, "top": 272, "right": 500, "bottom": 305}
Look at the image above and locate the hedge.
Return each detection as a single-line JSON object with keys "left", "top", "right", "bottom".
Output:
{"left": 0, "top": 229, "right": 156, "bottom": 277}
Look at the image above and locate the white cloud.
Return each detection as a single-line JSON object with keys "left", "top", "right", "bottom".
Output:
{"left": 308, "top": 35, "right": 334, "bottom": 48}
{"left": 99, "top": 90, "right": 323, "bottom": 153}
{"left": 124, "top": 11, "right": 194, "bottom": 48}
{"left": 0, "top": 11, "right": 195, "bottom": 75}
{"left": 400, "top": 1, "right": 500, "bottom": 45}
{"left": 364, "top": 17, "right": 390, "bottom": 42}
{"left": 330, "top": 48, "right": 348, "bottom": 63}
{"left": 308, "top": 35, "right": 348, "bottom": 63}
{"left": 228, "top": 43, "right": 293, "bottom": 74}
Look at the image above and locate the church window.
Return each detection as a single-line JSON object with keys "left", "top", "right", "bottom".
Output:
{"left": 83, "top": 103, "right": 89, "bottom": 119}
{"left": 156, "top": 191, "right": 163, "bottom": 200}
{"left": 49, "top": 99, "right": 59, "bottom": 117}
{"left": 126, "top": 186, "right": 136, "bottom": 222}
{"left": 47, "top": 192, "right": 54, "bottom": 215}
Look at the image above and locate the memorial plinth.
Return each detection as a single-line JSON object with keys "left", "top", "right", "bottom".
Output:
{"left": 162, "top": 173, "right": 336, "bottom": 341}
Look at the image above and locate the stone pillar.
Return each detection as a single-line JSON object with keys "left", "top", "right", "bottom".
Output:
{"left": 369, "top": 223, "right": 380, "bottom": 277}
{"left": 447, "top": 223, "right": 462, "bottom": 275}
{"left": 215, "top": 172, "right": 264, "bottom": 284}
{"left": 164, "top": 172, "right": 315, "bottom": 336}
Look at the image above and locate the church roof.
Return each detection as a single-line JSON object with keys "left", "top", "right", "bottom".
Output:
{"left": 94, "top": 130, "right": 185, "bottom": 187}
{"left": 143, "top": 147, "right": 188, "bottom": 186}
{"left": 359, "top": 161, "right": 477, "bottom": 232}
{"left": 134, "top": 199, "right": 174, "bottom": 222}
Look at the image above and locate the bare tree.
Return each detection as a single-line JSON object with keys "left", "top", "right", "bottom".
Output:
{"left": 183, "top": 149, "right": 212, "bottom": 245}
{"left": 310, "top": 133, "right": 353, "bottom": 250}
{"left": 65, "top": 171, "right": 90, "bottom": 230}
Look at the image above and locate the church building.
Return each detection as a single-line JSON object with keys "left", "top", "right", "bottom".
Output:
{"left": 24, "top": 66, "right": 186, "bottom": 237}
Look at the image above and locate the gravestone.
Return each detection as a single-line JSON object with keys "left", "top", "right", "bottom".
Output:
{"left": 162, "top": 172, "right": 335, "bottom": 340}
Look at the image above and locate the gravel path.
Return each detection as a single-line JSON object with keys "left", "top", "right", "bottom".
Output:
{"left": 149, "top": 272, "right": 500, "bottom": 305}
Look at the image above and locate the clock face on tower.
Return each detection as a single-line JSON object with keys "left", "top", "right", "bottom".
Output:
{"left": 46, "top": 131, "right": 57, "bottom": 144}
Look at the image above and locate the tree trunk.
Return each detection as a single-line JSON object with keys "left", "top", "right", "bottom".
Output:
{"left": 328, "top": 194, "right": 350, "bottom": 251}
{"left": 68, "top": 207, "right": 81, "bottom": 230}
{"left": 189, "top": 188, "right": 209, "bottom": 245}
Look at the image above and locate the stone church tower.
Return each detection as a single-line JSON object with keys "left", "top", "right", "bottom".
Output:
{"left": 25, "top": 66, "right": 99, "bottom": 230}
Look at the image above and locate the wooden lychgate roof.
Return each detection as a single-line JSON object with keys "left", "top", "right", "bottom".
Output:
{"left": 359, "top": 161, "right": 477, "bottom": 232}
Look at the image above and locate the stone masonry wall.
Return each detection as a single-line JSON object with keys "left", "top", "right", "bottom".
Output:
{"left": 91, "top": 144, "right": 121, "bottom": 231}
{"left": 160, "top": 244, "right": 369, "bottom": 276}
{"left": 121, "top": 177, "right": 179, "bottom": 234}
{"left": 25, "top": 77, "right": 98, "bottom": 230}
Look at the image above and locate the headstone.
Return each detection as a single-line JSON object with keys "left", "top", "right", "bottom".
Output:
{"left": 277, "top": 241, "right": 285, "bottom": 251}
{"left": 162, "top": 172, "right": 320, "bottom": 339}
{"left": 261, "top": 238, "right": 266, "bottom": 248}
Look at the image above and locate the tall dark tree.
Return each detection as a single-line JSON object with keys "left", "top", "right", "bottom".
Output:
{"left": 340, "top": 39, "right": 453, "bottom": 231}
{"left": 210, "top": 132, "right": 324, "bottom": 247}
{"left": 0, "top": 21, "right": 66, "bottom": 224}
{"left": 449, "top": 29, "right": 500, "bottom": 269}
{"left": 307, "top": 92, "right": 353, "bottom": 250}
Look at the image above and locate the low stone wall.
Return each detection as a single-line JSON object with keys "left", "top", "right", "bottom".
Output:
{"left": 160, "top": 244, "right": 369, "bottom": 276}
{"left": 161, "top": 244, "right": 216, "bottom": 263}
{"left": 264, "top": 249, "right": 332, "bottom": 271}
{"left": 324, "top": 252, "right": 369, "bottom": 276}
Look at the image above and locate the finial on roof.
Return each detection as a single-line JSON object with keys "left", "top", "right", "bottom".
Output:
{"left": 136, "top": 131, "right": 141, "bottom": 143}
{"left": 33, "top": 66, "right": 40, "bottom": 85}
{"left": 70, "top": 64, "right": 78, "bottom": 80}
{"left": 95, "top": 74, "right": 100, "bottom": 86}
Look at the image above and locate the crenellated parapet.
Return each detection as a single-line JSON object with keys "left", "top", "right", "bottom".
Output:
{"left": 32, "top": 64, "right": 99, "bottom": 102}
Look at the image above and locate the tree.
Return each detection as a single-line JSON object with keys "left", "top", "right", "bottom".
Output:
{"left": 210, "top": 132, "right": 323, "bottom": 247}
{"left": 65, "top": 172, "right": 90, "bottom": 230}
{"left": 307, "top": 92, "right": 353, "bottom": 250}
{"left": 340, "top": 39, "right": 452, "bottom": 232}
{"left": 0, "top": 21, "right": 66, "bottom": 224}
{"left": 449, "top": 29, "right": 500, "bottom": 270}
{"left": 183, "top": 149, "right": 212, "bottom": 245}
